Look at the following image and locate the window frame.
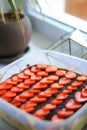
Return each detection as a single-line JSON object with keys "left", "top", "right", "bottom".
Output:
{"left": 23, "top": 1, "right": 87, "bottom": 41}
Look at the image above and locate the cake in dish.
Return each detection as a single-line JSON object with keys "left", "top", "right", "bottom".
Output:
{"left": 0, "top": 63, "right": 87, "bottom": 122}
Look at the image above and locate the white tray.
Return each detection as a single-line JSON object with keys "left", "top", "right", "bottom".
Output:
{"left": 0, "top": 50, "right": 87, "bottom": 130}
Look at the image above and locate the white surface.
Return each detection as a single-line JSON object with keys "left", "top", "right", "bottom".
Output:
{"left": 28, "top": 30, "right": 52, "bottom": 52}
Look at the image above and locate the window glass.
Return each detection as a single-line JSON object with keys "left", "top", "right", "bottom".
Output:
{"left": 36, "top": 0, "right": 87, "bottom": 33}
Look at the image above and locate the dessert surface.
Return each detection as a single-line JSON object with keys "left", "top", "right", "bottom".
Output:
{"left": 0, "top": 64, "right": 87, "bottom": 122}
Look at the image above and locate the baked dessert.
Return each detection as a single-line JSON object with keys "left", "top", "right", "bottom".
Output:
{"left": 0, "top": 64, "right": 87, "bottom": 122}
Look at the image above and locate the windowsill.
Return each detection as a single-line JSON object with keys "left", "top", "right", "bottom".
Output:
{"left": 27, "top": 29, "right": 52, "bottom": 51}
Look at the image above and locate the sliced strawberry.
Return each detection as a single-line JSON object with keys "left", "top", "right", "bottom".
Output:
{"left": 1, "top": 96, "right": 11, "bottom": 102}
{"left": 45, "top": 88, "right": 58, "bottom": 94}
{"left": 58, "top": 109, "right": 74, "bottom": 118}
{"left": 11, "top": 87, "right": 23, "bottom": 93}
{"left": 75, "top": 92, "right": 87, "bottom": 103}
{"left": 37, "top": 64, "right": 47, "bottom": 69}
{"left": 12, "top": 75, "right": 23, "bottom": 82}
{"left": 71, "top": 81, "right": 83, "bottom": 87}
{"left": 51, "top": 83, "right": 63, "bottom": 89}
{"left": 68, "top": 86, "right": 77, "bottom": 90}
{"left": 19, "top": 91, "right": 34, "bottom": 98}
{"left": 40, "top": 77, "right": 54, "bottom": 84}
{"left": 33, "top": 82, "right": 47, "bottom": 89}
{"left": 34, "top": 109, "right": 50, "bottom": 116}
{"left": 59, "top": 77, "right": 71, "bottom": 85}
{"left": 43, "top": 104, "right": 56, "bottom": 110}
{"left": 30, "top": 96, "right": 47, "bottom": 103}
{"left": 33, "top": 83, "right": 42, "bottom": 89}
{"left": 30, "top": 75, "right": 42, "bottom": 81}
{"left": 47, "top": 75, "right": 58, "bottom": 81}
{"left": 66, "top": 99, "right": 82, "bottom": 110}
{"left": 65, "top": 71, "right": 76, "bottom": 79}
{"left": 28, "top": 89, "right": 40, "bottom": 94}
{"left": 24, "top": 79, "right": 36, "bottom": 85}
{"left": 6, "top": 78, "right": 17, "bottom": 85}
{"left": 62, "top": 89, "right": 72, "bottom": 94}
{"left": 11, "top": 102, "right": 21, "bottom": 107}
{"left": 4, "top": 91, "right": 16, "bottom": 98}
{"left": 37, "top": 71, "right": 48, "bottom": 77}
{"left": 55, "top": 70, "right": 66, "bottom": 77}
{"left": 21, "top": 102, "right": 37, "bottom": 109}
{"left": 56, "top": 93, "right": 68, "bottom": 100}
{"left": 77, "top": 75, "right": 87, "bottom": 82}
{"left": 81, "top": 88, "right": 87, "bottom": 97}
{"left": 18, "top": 72, "right": 29, "bottom": 79}
{"left": 24, "top": 69, "right": 34, "bottom": 76}
{"left": 4, "top": 84, "right": 13, "bottom": 89}
{"left": 23, "top": 107, "right": 35, "bottom": 113}
{"left": 17, "top": 83, "right": 29, "bottom": 89}
{"left": 51, "top": 99, "right": 63, "bottom": 105}
{"left": 12, "top": 96, "right": 26, "bottom": 103}
{"left": 31, "top": 66, "right": 40, "bottom": 73}
{"left": 0, "top": 82, "right": 8, "bottom": 90}
{"left": 46, "top": 66, "right": 57, "bottom": 73}
{"left": 0, "top": 90, "right": 7, "bottom": 96}
{"left": 85, "top": 85, "right": 87, "bottom": 90}
{"left": 38, "top": 92, "right": 52, "bottom": 98}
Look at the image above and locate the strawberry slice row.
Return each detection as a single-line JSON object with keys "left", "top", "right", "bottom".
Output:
{"left": 10, "top": 74, "right": 58, "bottom": 107}
{"left": 75, "top": 85, "right": 87, "bottom": 103}
{"left": 51, "top": 99, "right": 82, "bottom": 122}
{"left": 10, "top": 74, "right": 58, "bottom": 106}
{"left": 0, "top": 65, "right": 45, "bottom": 99}
{"left": 20, "top": 79, "right": 64, "bottom": 114}
{"left": 40, "top": 83, "right": 84, "bottom": 120}
{"left": 51, "top": 83, "right": 87, "bottom": 122}
{"left": 32, "top": 83, "right": 74, "bottom": 119}
{"left": 32, "top": 70, "right": 87, "bottom": 120}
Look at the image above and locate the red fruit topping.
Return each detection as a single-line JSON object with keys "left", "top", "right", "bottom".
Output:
{"left": 65, "top": 71, "right": 76, "bottom": 79}
{"left": 55, "top": 70, "right": 66, "bottom": 77}
{"left": 46, "top": 66, "right": 57, "bottom": 73}
{"left": 59, "top": 78, "right": 71, "bottom": 85}
{"left": 57, "top": 93, "right": 68, "bottom": 100}
{"left": 58, "top": 109, "right": 74, "bottom": 118}
{"left": 75, "top": 92, "right": 87, "bottom": 103}
{"left": 77, "top": 76, "right": 87, "bottom": 82}
{"left": 43, "top": 104, "right": 56, "bottom": 110}
{"left": 51, "top": 83, "right": 63, "bottom": 89}
{"left": 66, "top": 99, "right": 82, "bottom": 110}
